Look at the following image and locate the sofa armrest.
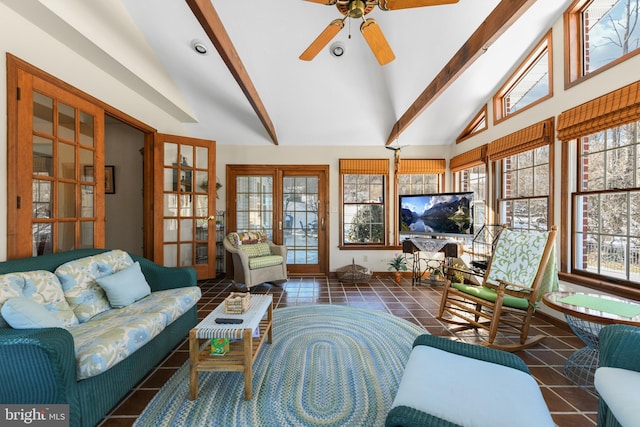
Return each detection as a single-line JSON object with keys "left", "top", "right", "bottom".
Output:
{"left": 0, "top": 327, "right": 78, "bottom": 405}
{"left": 130, "top": 255, "right": 197, "bottom": 292}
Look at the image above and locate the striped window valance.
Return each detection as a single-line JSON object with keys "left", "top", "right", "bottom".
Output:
{"left": 397, "top": 159, "right": 445, "bottom": 174}
{"left": 488, "top": 117, "right": 554, "bottom": 161}
{"left": 449, "top": 145, "right": 487, "bottom": 173}
{"left": 339, "top": 159, "right": 389, "bottom": 175}
{"left": 557, "top": 80, "right": 640, "bottom": 142}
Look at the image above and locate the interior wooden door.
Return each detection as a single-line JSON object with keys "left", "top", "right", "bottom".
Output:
{"left": 153, "top": 133, "right": 216, "bottom": 279}
{"left": 8, "top": 68, "right": 105, "bottom": 259}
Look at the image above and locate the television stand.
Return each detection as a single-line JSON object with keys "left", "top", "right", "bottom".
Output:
{"left": 402, "top": 238, "right": 461, "bottom": 287}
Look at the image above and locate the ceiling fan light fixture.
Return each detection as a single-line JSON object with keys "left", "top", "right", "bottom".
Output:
{"left": 191, "top": 40, "right": 208, "bottom": 55}
{"left": 348, "top": 0, "right": 366, "bottom": 18}
{"left": 330, "top": 42, "right": 345, "bottom": 57}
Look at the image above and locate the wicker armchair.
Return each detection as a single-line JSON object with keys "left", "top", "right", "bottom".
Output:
{"left": 595, "top": 324, "right": 640, "bottom": 427}
{"left": 223, "top": 232, "right": 287, "bottom": 289}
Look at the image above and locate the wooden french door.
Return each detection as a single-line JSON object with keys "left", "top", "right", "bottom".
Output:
{"left": 227, "top": 165, "right": 329, "bottom": 275}
{"left": 153, "top": 134, "right": 216, "bottom": 279}
{"left": 8, "top": 67, "right": 105, "bottom": 259}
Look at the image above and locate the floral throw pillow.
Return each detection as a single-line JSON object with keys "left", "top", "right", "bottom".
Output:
{"left": 55, "top": 250, "right": 134, "bottom": 322}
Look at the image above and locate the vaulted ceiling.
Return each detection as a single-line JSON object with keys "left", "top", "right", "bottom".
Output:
{"left": 6, "top": 0, "right": 575, "bottom": 146}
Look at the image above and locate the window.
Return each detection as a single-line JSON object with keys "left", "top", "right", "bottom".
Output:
{"left": 451, "top": 146, "right": 488, "bottom": 230}
{"left": 565, "top": 0, "right": 640, "bottom": 84}
{"left": 340, "top": 159, "right": 388, "bottom": 246}
{"left": 488, "top": 118, "right": 554, "bottom": 231}
{"left": 558, "top": 80, "right": 640, "bottom": 288}
{"left": 494, "top": 32, "right": 553, "bottom": 122}
{"left": 574, "top": 123, "right": 640, "bottom": 283}
{"left": 456, "top": 106, "right": 488, "bottom": 143}
{"left": 499, "top": 146, "right": 550, "bottom": 230}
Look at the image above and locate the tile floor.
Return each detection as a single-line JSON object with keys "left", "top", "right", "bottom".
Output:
{"left": 98, "top": 275, "right": 599, "bottom": 427}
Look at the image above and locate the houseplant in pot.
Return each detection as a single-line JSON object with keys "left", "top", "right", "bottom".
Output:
{"left": 388, "top": 253, "right": 408, "bottom": 283}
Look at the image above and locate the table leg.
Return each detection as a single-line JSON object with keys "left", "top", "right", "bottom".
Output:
{"left": 188, "top": 329, "right": 199, "bottom": 400}
{"left": 267, "top": 301, "right": 273, "bottom": 344}
{"left": 243, "top": 328, "right": 253, "bottom": 400}
{"left": 563, "top": 315, "right": 603, "bottom": 387}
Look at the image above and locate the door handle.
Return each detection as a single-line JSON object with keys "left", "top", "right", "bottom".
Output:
{"left": 207, "top": 215, "right": 215, "bottom": 221}
{"left": 279, "top": 221, "right": 282, "bottom": 231}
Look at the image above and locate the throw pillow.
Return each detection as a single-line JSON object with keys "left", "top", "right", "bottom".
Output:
{"left": 96, "top": 261, "right": 151, "bottom": 308}
{"left": 1, "top": 297, "right": 65, "bottom": 329}
{"left": 55, "top": 249, "right": 133, "bottom": 321}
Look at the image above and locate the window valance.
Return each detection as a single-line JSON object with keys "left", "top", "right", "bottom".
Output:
{"left": 339, "top": 159, "right": 388, "bottom": 175}
{"left": 397, "top": 159, "right": 446, "bottom": 174}
{"left": 449, "top": 145, "right": 487, "bottom": 172}
{"left": 557, "top": 80, "right": 640, "bottom": 141}
{"left": 488, "top": 117, "right": 554, "bottom": 161}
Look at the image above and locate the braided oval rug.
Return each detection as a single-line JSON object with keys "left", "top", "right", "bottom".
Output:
{"left": 134, "top": 304, "right": 426, "bottom": 427}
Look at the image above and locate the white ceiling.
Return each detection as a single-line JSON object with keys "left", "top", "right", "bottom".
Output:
{"left": 7, "top": 0, "right": 574, "bottom": 147}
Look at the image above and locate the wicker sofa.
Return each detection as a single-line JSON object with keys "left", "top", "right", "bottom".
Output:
{"left": 223, "top": 231, "right": 288, "bottom": 289}
{"left": 0, "top": 249, "right": 200, "bottom": 427}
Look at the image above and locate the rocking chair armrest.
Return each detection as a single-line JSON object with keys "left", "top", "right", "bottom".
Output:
{"left": 486, "top": 279, "right": 532, "bottom": 297}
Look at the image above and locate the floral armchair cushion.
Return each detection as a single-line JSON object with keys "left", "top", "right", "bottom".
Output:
{"left": 55, "top": 250, "right": 134, "bottom": 322}
{"left": 0, "top": 270, "right": 79, "bottom": 328}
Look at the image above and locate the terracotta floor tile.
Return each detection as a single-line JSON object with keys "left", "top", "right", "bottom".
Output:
{"left": 98, "top": 276, "right": 601, "bottom": 427}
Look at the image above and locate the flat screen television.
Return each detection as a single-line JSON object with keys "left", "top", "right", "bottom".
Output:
{"left": 399, "top": 192, "right": 474, "bottom": 238}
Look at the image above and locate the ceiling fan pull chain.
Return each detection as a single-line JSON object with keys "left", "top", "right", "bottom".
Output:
{"left": 348, "top": 16, "right": 352, "bottom": 39}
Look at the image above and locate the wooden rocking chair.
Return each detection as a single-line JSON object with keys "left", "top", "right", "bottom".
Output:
{"left": 437, "top": 225, "right": 557, "bottom": 351}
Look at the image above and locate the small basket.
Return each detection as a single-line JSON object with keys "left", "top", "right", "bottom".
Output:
{"left": 336, "top": 259, "right": 372, "bottom": 284}
{"left": 224, "top": 292, "right": 251, "bottom": 314}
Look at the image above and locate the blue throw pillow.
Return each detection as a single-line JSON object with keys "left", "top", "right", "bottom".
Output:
{"left": 95, "top": 261, "right": 151, "bottom": 308}
{"left": 1, "top": 297, "right": 65, "bottom": 329}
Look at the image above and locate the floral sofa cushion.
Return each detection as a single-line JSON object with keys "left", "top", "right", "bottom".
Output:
{"left": 55, "top": 249, "right": 134, "bottom": 322}
{"left": 68, "top": 286, "right": 201, "bottom": 380}
{"left": 0, "top": 270, "right": 78, "bottom": 328}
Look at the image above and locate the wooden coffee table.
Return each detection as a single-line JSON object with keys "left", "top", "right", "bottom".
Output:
{"left": 189, "top": 294, "right": 273, "bottom": 400}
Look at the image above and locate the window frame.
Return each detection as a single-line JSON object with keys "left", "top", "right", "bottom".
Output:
{"left": 497, "top": 145, "right": 552, "bottom": 231}
{"left": 493, "top": 31, "right": 553, "bottom": 124}
{"left": 456, "top": 106, "right": 488, "bottom": 144}
{"left": 564, "top": 0, "right": 640, "bottom": 88}
{"left": 454, "top": 164, "right": 488, "bottom": 232}
{"left": 570, "top": 123, "right": 640, "bottom": 288}
{"left": 339, "top": 160, "right": 389, "bottom": 249}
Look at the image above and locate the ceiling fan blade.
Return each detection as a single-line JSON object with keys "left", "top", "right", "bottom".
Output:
{"left": 360, "top": 19, "right": 395, "bottom": 66}
{"left": 303, "top": 0, "right": 337, "bottom": 4}
{"left": 378, "top": 0, "right": 459, "bottom": 11}
{"left": 300, "top": 19, "right": 344, "bottom": 61}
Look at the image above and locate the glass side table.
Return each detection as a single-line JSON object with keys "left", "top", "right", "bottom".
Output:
{"left": 543, "top": 292, "right": 640, "bottom": 387}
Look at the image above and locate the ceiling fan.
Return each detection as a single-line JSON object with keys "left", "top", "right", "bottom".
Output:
{"left": 299, "top": 0, "right": 459, "bottom": 66}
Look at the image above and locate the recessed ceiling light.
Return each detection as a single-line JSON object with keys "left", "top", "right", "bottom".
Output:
{"left": 330, "top": 42, "right": 345, "bottom": 58}
{"left": 191, "top": 40, "right": 208, "bottom": 55}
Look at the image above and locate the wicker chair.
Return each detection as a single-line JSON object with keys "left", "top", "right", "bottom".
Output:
{"left": 438, "top": 225, "right": 557, "bottom": 351}
{"left": 386, "top": 334, "right": 554, "bottom": 427}
{"left": 223, "top": 231, "right": 287, "bottom": 290}
{"left": 595, "top": 324, "right": 640, "bottom": 427}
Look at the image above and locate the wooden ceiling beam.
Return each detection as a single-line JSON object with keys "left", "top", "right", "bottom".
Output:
{"left": 386, "top": 0, "right": 536, "bottom": 145}
{"left": 186, "top": 0, "right": 278, "bottom": 145}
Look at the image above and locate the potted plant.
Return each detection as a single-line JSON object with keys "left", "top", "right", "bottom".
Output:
{"left": 426, "top": 259, "right": 444, "bottom": 282}
{"left": 388, "top": 253, "right": 408, "bottom": 283}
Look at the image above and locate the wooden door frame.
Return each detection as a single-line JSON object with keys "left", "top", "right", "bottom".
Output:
{"left": 226, "top": 164, "right": 330, "bottom": 276}
{"left": 6, "top": 54, "right": 157, "bottom": 259}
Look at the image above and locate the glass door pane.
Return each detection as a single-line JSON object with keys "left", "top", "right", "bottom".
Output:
{"left": 236, "top": 176, "right": 274, "bottom": 238}
{"left": 156, "top": 134, "right": 215, "bottom": 278}
{"left": 283, "top": 176, "right": 319, "bottom": 265}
